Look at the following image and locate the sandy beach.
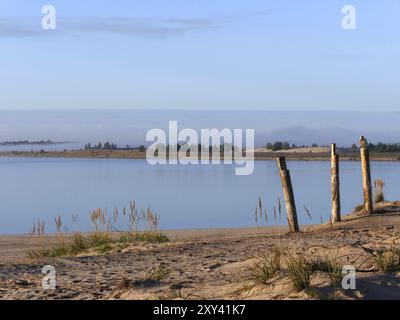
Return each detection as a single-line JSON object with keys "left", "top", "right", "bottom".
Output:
{"left": 1, "top": 202, "right": 400, "bottom": 300}
{"left": 1, "top": 149, "right": 400, "bottom": 161}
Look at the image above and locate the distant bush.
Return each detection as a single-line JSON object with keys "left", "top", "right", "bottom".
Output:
{"left": 368, "top": 142, "right": 400, "bottom": 153}
{"left": 266, "top": 141, "right": 291, "bottom": 151}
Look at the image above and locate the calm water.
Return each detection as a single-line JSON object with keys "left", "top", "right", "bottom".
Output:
{"left": 1, "top": 157, "right": 400, "bottom": 234}
{"left": 0, "top": 143, "right": 82, "bottom": 152}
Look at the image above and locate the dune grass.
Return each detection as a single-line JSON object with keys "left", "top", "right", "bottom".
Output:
{"left": 285, "top": 252, "right": 311, "bottom": 292}
{"left": 309, "top": 256, "right": 342, "bottom": 286}
{"left": 375, "top": 249, "right": 400, "bottom": 272}
{"left": 249, "top": 247, "right": 282, "bottom": 285}
{"left": 374, "top": 179, "right": 386, "bottom": 204}
{"left": 145, "top": 263, "right": 170, "bottom": 282}
{"left": 27, "top": 201, "right": 168, "bottom": 258}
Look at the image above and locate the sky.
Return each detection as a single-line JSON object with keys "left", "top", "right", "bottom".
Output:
{"left": 1, "top": 0, "right": 400, "bottom": 111}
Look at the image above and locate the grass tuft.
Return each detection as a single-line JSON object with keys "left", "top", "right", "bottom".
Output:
{"left": 70, "top": 232, "right": 88, "bottom": 254}
{"left": 249, "top": 247, "right": 281, "bottom": 285}
{"left": 286, "top": 252, "right": 311, "bottom": 292}
{"left": 88, "top": 232, "right": 112, "bottom": 247}
{"left": 375, "top": 249, "right": 400, "bottom": 272}
{"left": 310, "top": 257, "right": 342, "bottom": 286}
{"left": 119, "top": 231, "right": 169, "bottom": 244}
{"left": 145, "top": 263, "right": 170, "bottom": 282}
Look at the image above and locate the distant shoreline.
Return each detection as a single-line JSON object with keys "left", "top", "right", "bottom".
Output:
{"left": 0, "top": 140, "right": 69, "bottom": 146}
{"left": 1, "top": 149, "right": 400, "bottom": 161}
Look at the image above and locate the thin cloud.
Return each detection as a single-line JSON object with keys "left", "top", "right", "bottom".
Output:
{"left": 0, "top": 17, "right": 43, "bottom": 38}
{"left": 0, "top": 16, "right": 216, "bottom": 39}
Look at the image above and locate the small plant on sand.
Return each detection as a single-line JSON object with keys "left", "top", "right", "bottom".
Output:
{"left": 374, "top": 179, "right": 385, "bottom": 204}
{"left": 69, "top": 232, "right": 88, "bottom": 254}
{"left": 96, "top": 243, "right": 113, "bottom": 253}
{"left": 354, "top": 204, "right": 365, "bottom": 212}
{"left": 28, "top": 244, "right": 69, "bottom": 258}
{"left": 145, "top": 263, "right": 170, "bottom": 282}
{"left": 119, "top": 205, "right": 168, "bottom": 244}
{"left": 164, "top": 289, "right": 187, "bottom": 300}
{"left": 88, "top": 232, "right": 112, "bottom": 247}
{"left": 375, "top": 249, "right": 400, "bottom": 272}
{"left": 27, "top": 248, "right": 47, "bottom": 259}
{"left": 310, "top": 257, "right": 342, "bottom": 286}
{"left": 160, "top": 284, "right": 191, "bottom": 300}
{"left": 326, "top": 260, "right": 342, "bottom": 287}
{"left": 47, "top": 245, "right": 69, "bottom": 257}
{"left": 27, "top": 220, "right": 49, "bottom": 258}
{"left": 286, "top": 252, "right": 311, "bottom": 292}
{"left": 119, "top": 231, "right": 169, "bottom": 244}
{"left": 249, "top": 247, "right": 282, "bottom": 285}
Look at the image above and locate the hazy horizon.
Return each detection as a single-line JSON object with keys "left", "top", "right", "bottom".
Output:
{"left": 1, "top": 109, "right": 400, "bottom": 148}
{"left": 2, "top": 1, "right": 400, "bottom": 146}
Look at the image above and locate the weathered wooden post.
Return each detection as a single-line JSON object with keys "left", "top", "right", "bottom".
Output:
{"left": 331, "top": 143, "right": 341, "bottom": 223}
{"left": 360, "top": 136, "right": 373, "bottom": 215}
{"left": 276, "top": 157, "right": 299, "bottom": 232}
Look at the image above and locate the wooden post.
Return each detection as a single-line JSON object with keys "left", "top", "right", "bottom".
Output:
{"left": 331, "top": 143, "right": 341, "bottom": 223}
{"left": 276, "top": 157, "right": 299, "bottom": 232}
{"left": 360, "top": 136, "right": 373, "bottom": 215}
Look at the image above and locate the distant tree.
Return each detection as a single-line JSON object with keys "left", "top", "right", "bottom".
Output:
{"left": 281, "top": 142, "right": 290, "bottom": 150}
{"left": 139, "top": 145, "right": 145, "bottom": 152}
{"left": 272, "top": 141, "right": 282, "bottom": 151}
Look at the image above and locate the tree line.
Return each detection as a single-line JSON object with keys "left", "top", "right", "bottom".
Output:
{"left": 84, "top": 142, "right": 145, "bottom": 152}
{"left": 349, "top": 142, "right": 400, "bottom": 153}
{"left": 265, "top": 141, "right": 321, "bottom": 151}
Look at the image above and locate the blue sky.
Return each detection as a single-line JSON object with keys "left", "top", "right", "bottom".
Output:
{"left": 1, "top": 0, "right": 400, "bottom": 111}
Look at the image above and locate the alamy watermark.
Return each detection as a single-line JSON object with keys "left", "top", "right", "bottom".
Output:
{"left": 37, "top": 4, "right": 355, "bottom": 33}
{"left": 42, "top": 265, "right": 56, "bottom": 290}
{"left": 41, "top": 5, "right": 56, "bottom": 30}
{"left": 145, "top": 121, "right": 254, "bottom": 176}
{"left": 341, "top": 5, "right": 356, "bottom": 30}
{"left": 342, "top": 265, "right": 356, "bottom": 290}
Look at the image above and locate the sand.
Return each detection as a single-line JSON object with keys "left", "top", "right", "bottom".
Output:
{"left": 251, "top": 147, "right": 330, "bottom": 154}
{"left": 1, "top": 203, "right": 400, "bottom": 300}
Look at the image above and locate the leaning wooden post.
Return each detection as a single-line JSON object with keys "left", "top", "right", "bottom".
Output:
{"left": 331, "top": 143, "right": 341, "bottom": 223}
{"left": 360, "top": 136, "right": 373, "bottom": 215}
{"left": 276, "top": 157, "right": 299, "bottom": 232}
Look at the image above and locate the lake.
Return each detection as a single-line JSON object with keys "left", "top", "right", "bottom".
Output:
{"left": 1, "top": 157, "right": 400, "bottom": 234}
{"left": 0, "top": 143, "right": 82, "bottom": 152}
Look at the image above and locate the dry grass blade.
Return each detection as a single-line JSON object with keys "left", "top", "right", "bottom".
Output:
{"left": 304, "top": 206, "right": 312, "bottom": 221}
{"left": 374, "top": 178, "right": 385, "bottom": 204}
